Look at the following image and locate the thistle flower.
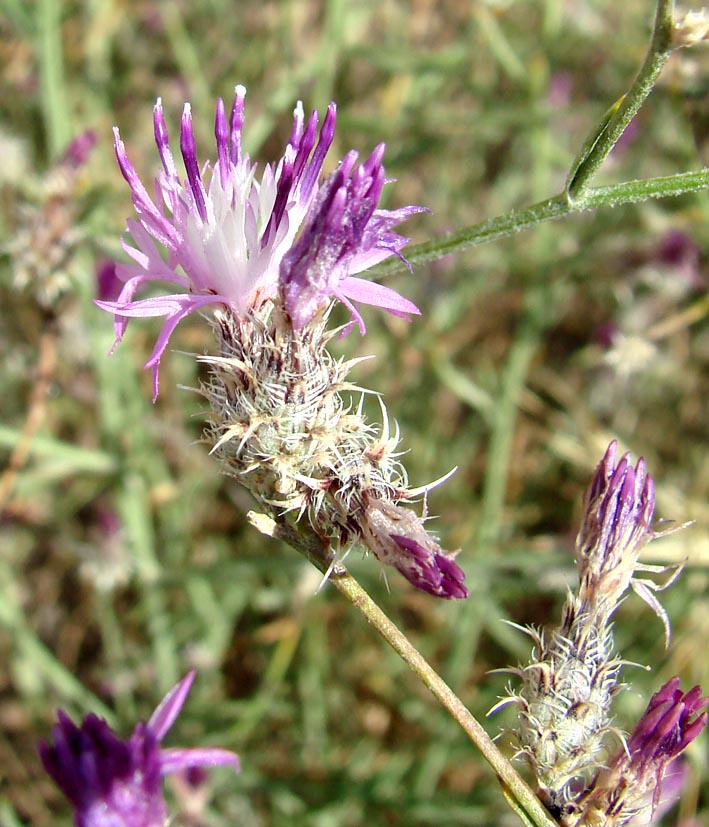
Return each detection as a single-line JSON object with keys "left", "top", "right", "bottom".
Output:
{"left": 39, "top": 672, "right": 239, "bottom": 827}
{"left": 576, "top": 441, "right": 655, "bottom": 622}
{"left": 99, "top": 88, "right": 466, "bottom": 599}
{"left": 359, "top": 497, "right": 467, "bottom": 599}
{"left": 672, "top": 9, "right": 709, "bottom": 49}
{"left": 567, "top": 678, "right": 708, "bottom": 827}
{"left": 656, "top": 230, "right": 703, "bottom": 289}
{"left": 498, "top": 442, "right": 681, "bottom": 814}
{"left": 577, "top": 441, "right": 681, "bottom": 643}
{"left": 62, "top": 129, "right": 98, "bottom": 168}
{"left": 96, "top": 87, "right": 422, "bottom": 399}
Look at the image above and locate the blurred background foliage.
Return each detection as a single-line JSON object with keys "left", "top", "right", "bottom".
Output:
{"left": 1, "top": 0, "right": 708, "bottom": 825}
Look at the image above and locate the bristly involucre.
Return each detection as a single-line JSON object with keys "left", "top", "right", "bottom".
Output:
{"left": 495, "top": 442, "right": 684, "bottom": 817}
{"left": 203, "top": 303, "right": 467, "bottom": 600}
{"left": 203, "top": 304, "right": 398, "bottom": 517}
{"left": 505, "top": 606, "right": 622, "bottom": 814}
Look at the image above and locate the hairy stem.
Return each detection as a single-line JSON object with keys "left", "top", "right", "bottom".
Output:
{"left": 376, "top": 166, "right": 709, "bottom": 279}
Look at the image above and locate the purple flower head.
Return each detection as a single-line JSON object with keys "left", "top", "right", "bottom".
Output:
{"left": 593, "top": 319, "right": 619, "bottom": 350}
{"left": 280, "top": 146, "right": 424, "bottom": 333}
{"left": 97, "top": 86, "right": 424, "bottom": 399}
{"left": 358, "top": 498, "right": 467, "bottom": 599}
{"left": 62, "top": 130, "right": 98, "bottom": 168}
{"left": 39, "top": 672, "right": 239, "bottom": 827}
{"left": 656, "top": 230, "right": 704, "bottom": 289}
{"left": 577, "top": 679, "right": 707, "bottom": 826}
{"left": 96, "top": 259, "right": 123, "bottom": 302}
{"left": 576, "top": 441, "right": 655, "bottom": 615}
{"left": 548, "top": 72, "right": 573, "bottom": 108}
{"left": 627, "top": 678, "right": 708, "bottom": 772}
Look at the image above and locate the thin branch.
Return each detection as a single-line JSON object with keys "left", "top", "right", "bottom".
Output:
{"left": 566, "top": 0, "right": 676, "bottom": 201}
{"left": 373, "top": 167, "right": 709, "bottom": 281}
{"left": 248, "top": 512, "right": 559, "bottom": 827}
{"left": 372, "top": 1, "right": 697, "bottom": 282}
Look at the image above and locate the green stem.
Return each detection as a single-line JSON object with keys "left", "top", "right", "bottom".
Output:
{"left": 248, "top": 512, "right": 559, "bottom": 827}
{"left": 374, "top": 167, "right": 709, "bottom": 280}
{"left": 371, "top": 1, "right": 693, "bottom": 282}
{"left": 566, "top": 0, "right": 675, "bottom": 202}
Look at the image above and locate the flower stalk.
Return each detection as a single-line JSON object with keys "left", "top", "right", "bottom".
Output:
{"left": 249, "top": 511, "right": 559, "bottom": 827}
{"left": 374, "top": 168, "right": 709, "bottom": 280}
